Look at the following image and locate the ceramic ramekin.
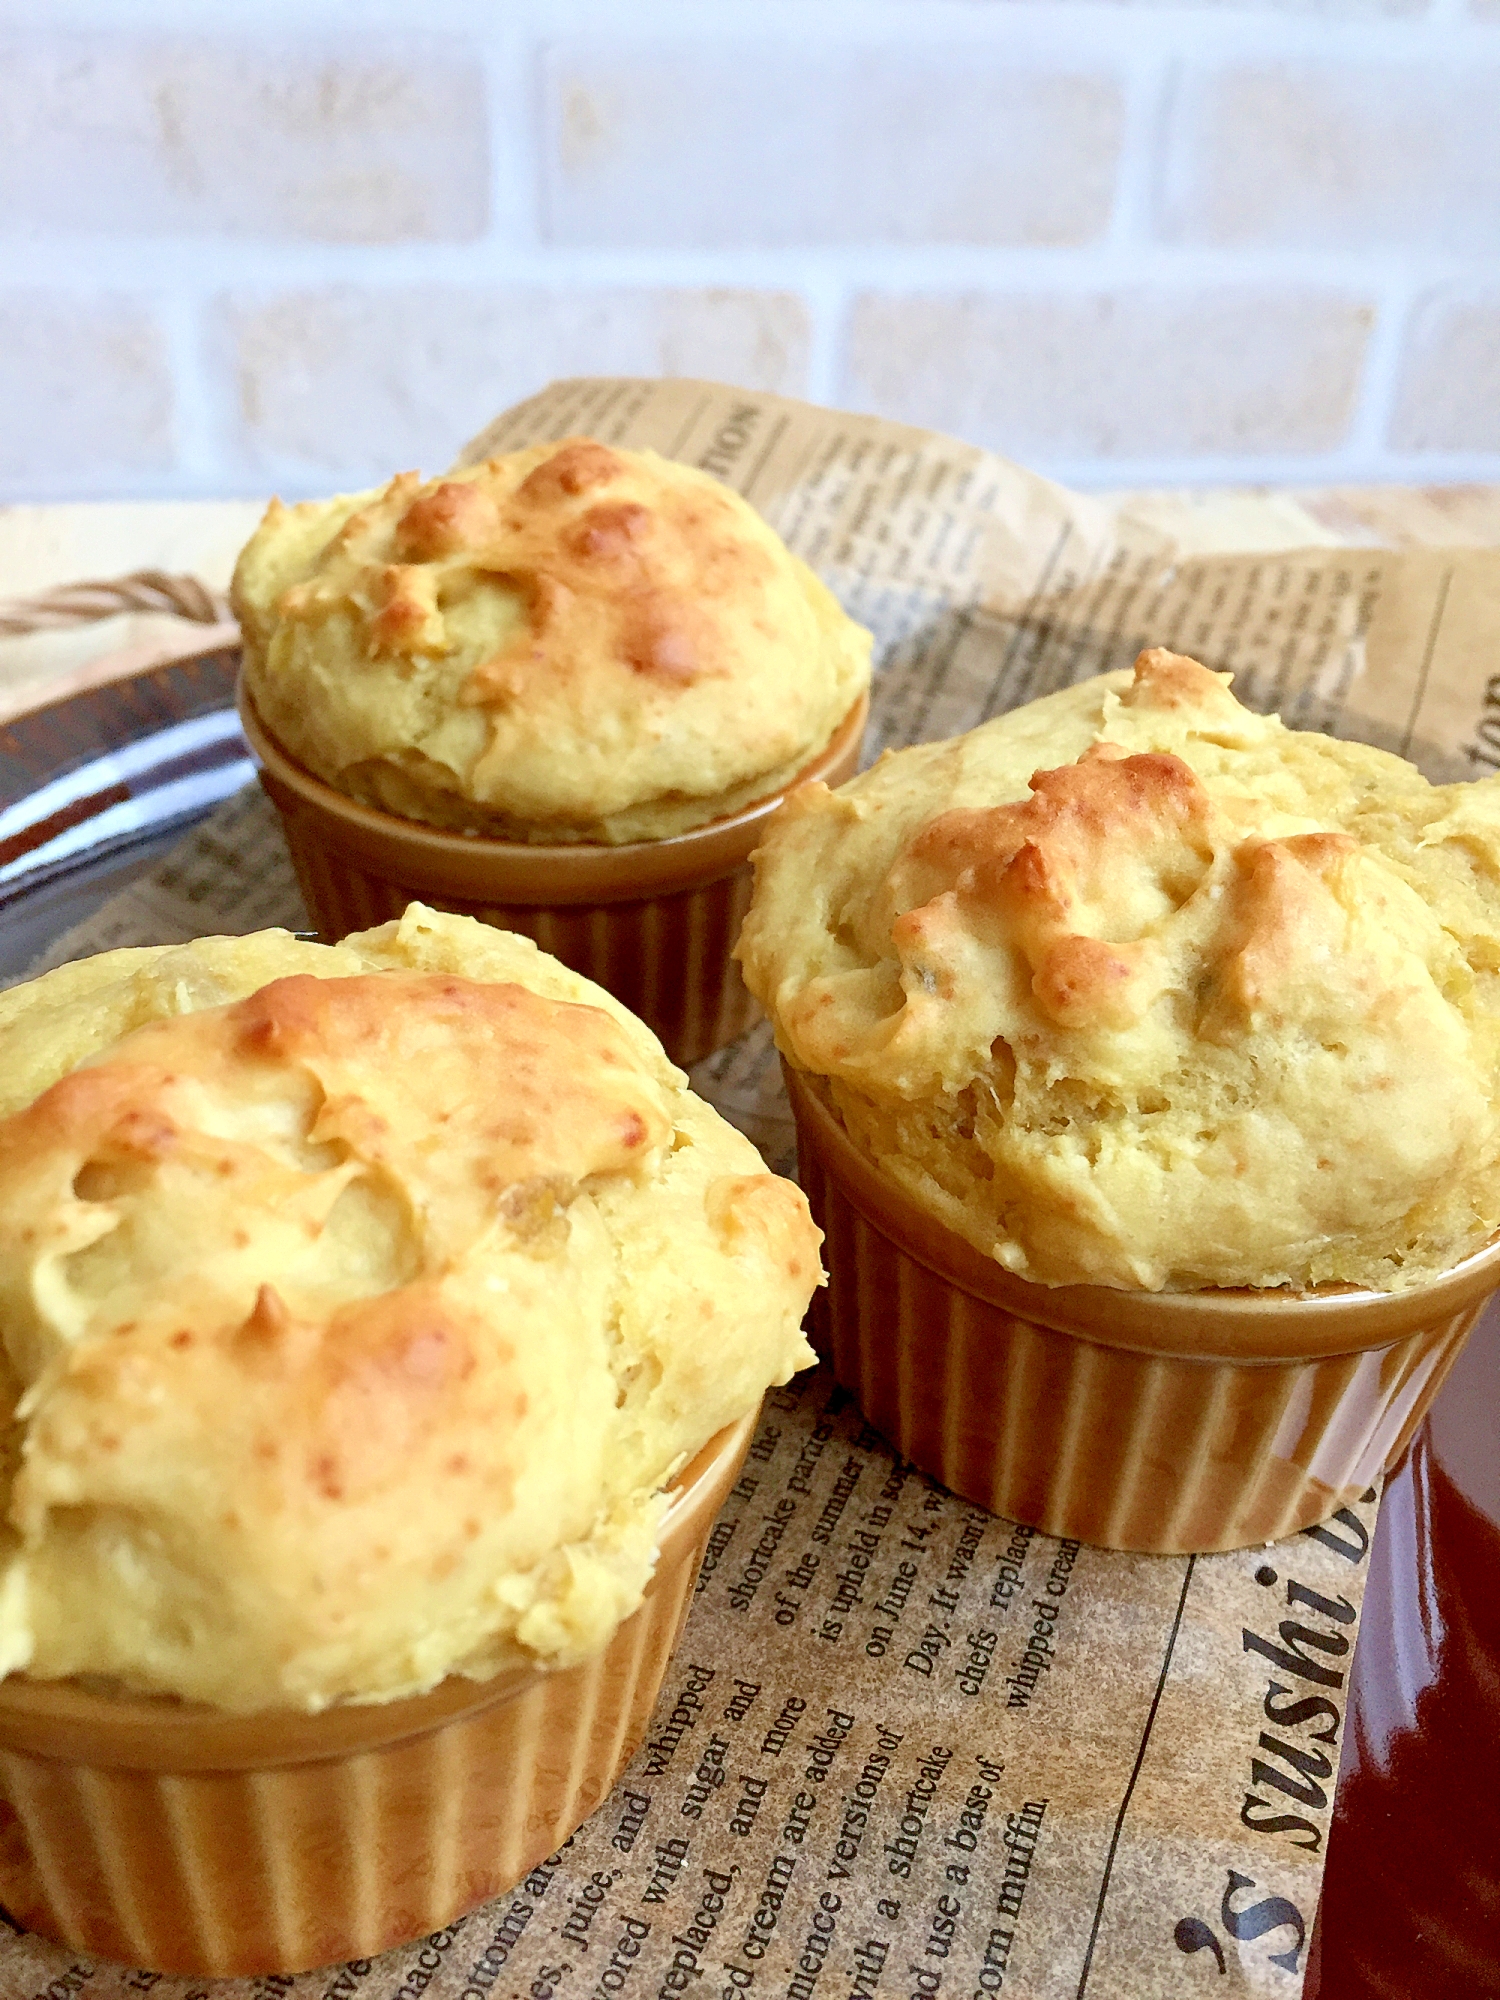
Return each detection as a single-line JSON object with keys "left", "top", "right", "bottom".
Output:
{"left": 239, "top": 683, "right": 868, "bottom": 1069}
{"left": 0, "top": 1410, "right": 754, "bottom": 1978}
{"left": 786, "top": 1066, "right": 1500, "bottom": 1554}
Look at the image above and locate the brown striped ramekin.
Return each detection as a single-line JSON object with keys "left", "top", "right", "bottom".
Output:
{"left": 239, "top": 683, "right": 867, "bottom": 1069}
{"left": 0, "top": 1411, "right": 754, "bottom": 1979}
{"left": 787, "top": 1065, "right": 1500, "bottom": 1554}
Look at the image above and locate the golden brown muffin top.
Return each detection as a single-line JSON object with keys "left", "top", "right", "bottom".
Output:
{"left": 739, "top": 651, "right": 1500, "bottom": 1292}
{"left": 233, "top": 439, "right": 871, "bottom": 843}
{"left": 0, "top": 909, "right": 819, "bottom": 1710}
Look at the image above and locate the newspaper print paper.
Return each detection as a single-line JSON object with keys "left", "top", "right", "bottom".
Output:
{"left": 12, "top": 376, "right": 1497, "bottom": 1999}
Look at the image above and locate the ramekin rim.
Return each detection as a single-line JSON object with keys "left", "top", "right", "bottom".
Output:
{"left": 785, "top": 1062, "right": 1500, "bottom": 1362}
{"left": 238, "top": 675, "right": 869, "bottom": 900}
{"left": 0, "top": 1406, "right": 757, "bottom": 1770}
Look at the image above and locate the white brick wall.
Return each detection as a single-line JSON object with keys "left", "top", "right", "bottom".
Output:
{"left": 1390, "top": 289, "right": 1500, "bottom": 451}
{"left": 843, "top": 289, "right": 1376, "bottom": 458}
{"left": 0, "top": 0, "right": 1497, "bottom": 503}
{"left": 0, "top": 292, "right": 173, "bottom": 482}
{"left": 224, "top": 286, "right": 812, "bottom": 476}
{"left": 0, "top": 36, "right": 489, "bottom": 242}
{"left": 540, "top": 46, "right": 1125, "bottom": 247}
{"left": 1159, "top": 60, "right": 1500, "bottom": 252}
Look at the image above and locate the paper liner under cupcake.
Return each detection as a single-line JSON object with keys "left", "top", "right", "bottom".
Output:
{"left": 240, "top": 685, "right": 867, "bottom": 1069}
{"left": 0, "top": 1411, "right": 755, "bottom": 1979}
{"left": 787, "top": 1064, "right": 1500, "bottom": 1554}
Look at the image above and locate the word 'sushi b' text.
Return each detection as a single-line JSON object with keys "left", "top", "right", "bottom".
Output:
{"left": 1240, "top": 1516, "right": 1368, "bottom": 1855}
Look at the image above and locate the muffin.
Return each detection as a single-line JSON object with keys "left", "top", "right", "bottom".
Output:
{"left": 233, "top": 440, "right": 872, "bottom": 1063}
{"left": 0, "top": 904, "right": 820, "bottom": 1970}
{"left": 738, "top": 648, "right": 1500, "bottom": 1550}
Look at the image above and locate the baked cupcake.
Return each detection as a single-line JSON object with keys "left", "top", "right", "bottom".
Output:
{"left": 738, "top": 648, "right": 1500, "bottom": 1551}
{"left": 233, "top": 440, "right": 871, "bottom": 1063}
{"left": 0, "top": 904, "right": 820, "bottom": 1972}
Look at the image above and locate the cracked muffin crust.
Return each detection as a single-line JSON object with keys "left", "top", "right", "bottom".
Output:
{"left": 739, "top": 649, "right": 1500, "bottom": 1293}
{"left": 233, "top": 439, "right": 871, "bottom": 844}
{"left": 0, "top": 907, "right": 818, "bottom": 1711}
